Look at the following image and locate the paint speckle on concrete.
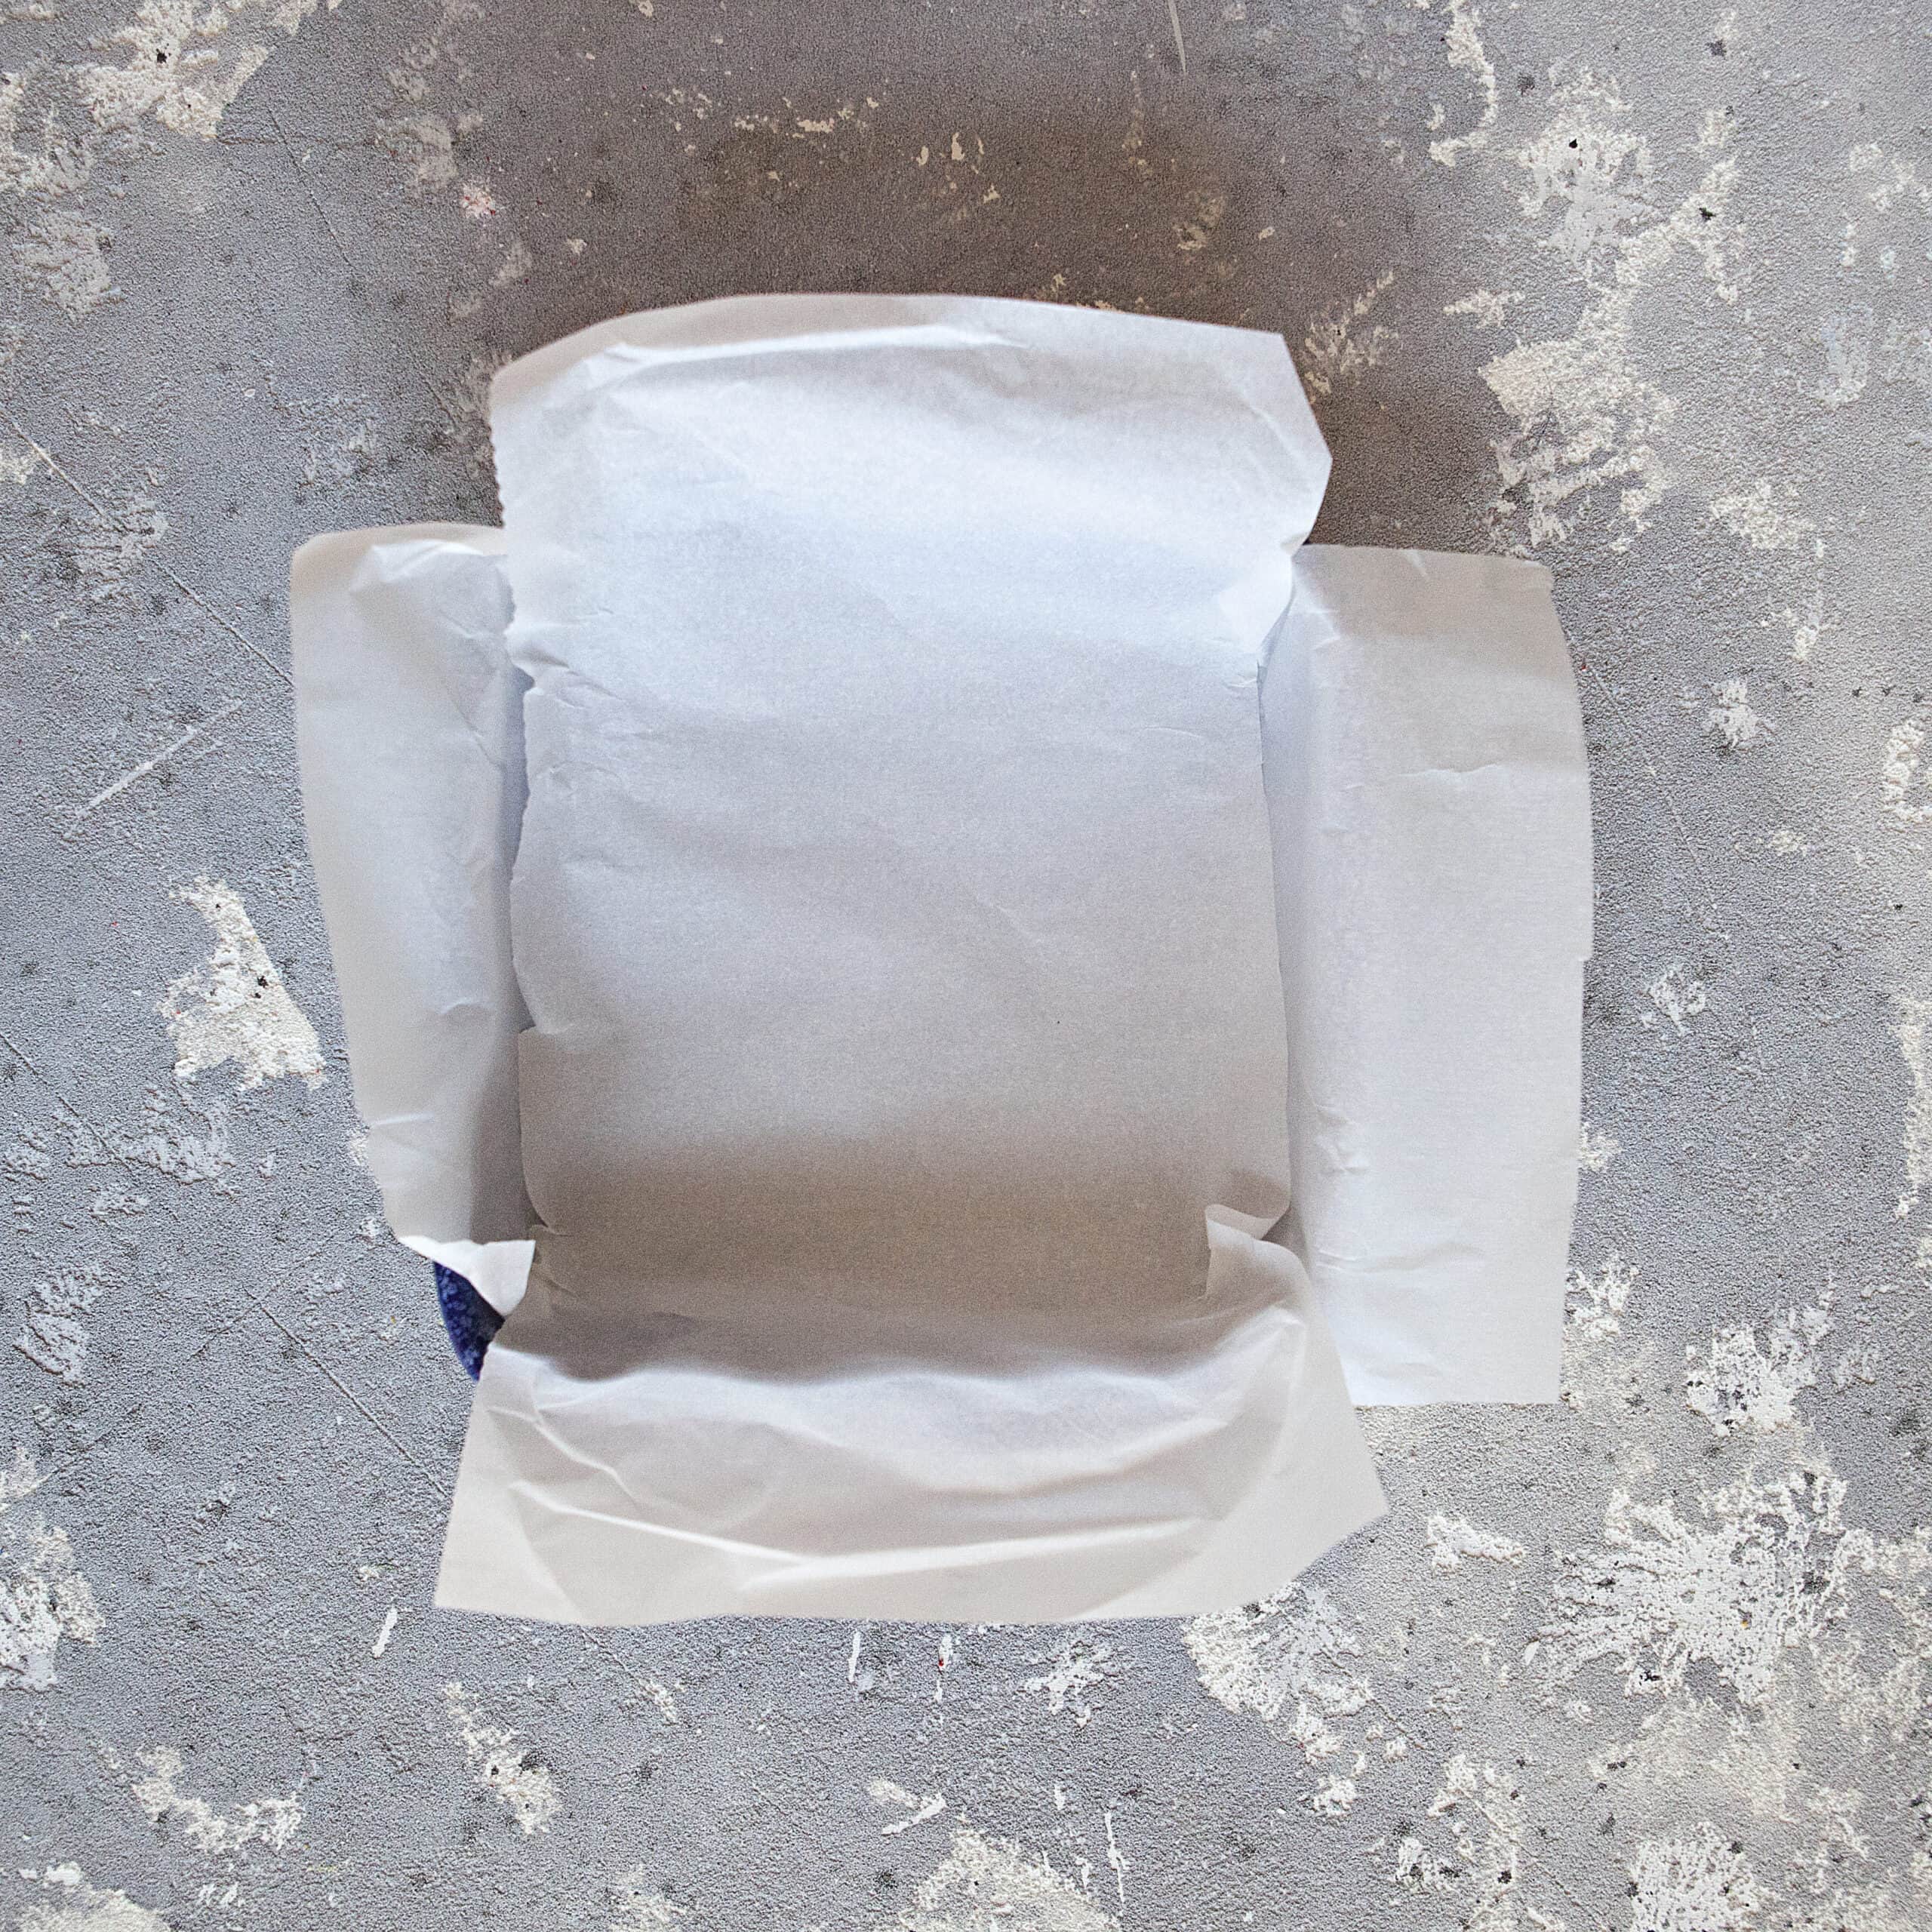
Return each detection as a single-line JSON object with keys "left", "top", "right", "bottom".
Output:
{"left": 1481, "top": 71, "right": 1737, "bottom": 549}
{"left": 444, "top": 1681, "right": 562, "bottom": 1835}
{"left": 607, "top": 1871, "right": 685, "bottom": 1930}
{"left": 1644, "top": 963, "right": 1709, "bottom": 1035}
{"left": 1627, "top": 1824, "right": 1766, "bottom": 1932}
{"left": 0, "top": 1449, "right": 103, "bottom": 1691}
{"left": 1880, "top": 720, "right": 1932, "bottom": 826}
{"left": 17, "top": 1866, "right": 171, "bottom": 1932}
{"left": 65, "top": 1085, "right": 234, "bottom": 1184}
{"left": 899, "top": 1827, "right": 1117, "bottom": 1932}
{"left": 77, "top": 1, "right": 328, "bottom": 142}
{"left": 1709, "top": 479, "right": 1816, "bottom": 555}
{"left": 130, "top": 1746, "right": 303, "bottom": 1854}
{"left": 14, "top": 212, "right": 119, "bottom": 318}
{"left": 1184, "top": 1586, "right": 1371, "bottom": 1761}
{"left": 13, "top": 1261, "right": 107, "bottom": 1384}
{"left": 160, "top": 878, "right": 324, "bottom": 1090}
{"left": 1300, "top": 271, "right": 1396, "bottom": 398}
{"left": 1023, "top": 1629, "right": 1123, "bottom": 1726}
{"left": 1427, "top": 0, "right": 1498, "bottom": 170}
{"left": 1425, "top": 1512, "right": 1527, "bottom": 1569}
{"left": 871, "top": 1779, "right": 947, "bottom": 1835}
{"left": 1684, "top": 1294, "right": 1832, "bottom": 1436}
{"left": 1703, "top": 676, "right": 1774, "bottom": 750}
{"left": 1891, "top": 996, "right": 1930, "bottom": 1220}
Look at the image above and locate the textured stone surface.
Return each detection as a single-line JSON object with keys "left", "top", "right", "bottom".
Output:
{"left": 2, "top": 4, "right": 1928, "bottom": 1928}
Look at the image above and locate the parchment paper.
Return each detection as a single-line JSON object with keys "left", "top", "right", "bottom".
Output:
{"left": 1265, "top": 546, "right": 1592, "bottom": 1403}
{"left": 290, "top": 294, "right": 1590, "bottom": 1624}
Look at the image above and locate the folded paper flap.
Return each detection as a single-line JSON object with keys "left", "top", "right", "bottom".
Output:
{"left": 441, "top": 1222, "right": 1384, "bottom": 1623}
{"left": 1266, "top": 545, "right": 1589, "bottom": 1405}
{"left": 491, "top": 293, "right": 1329, "bottom": 643}
{"left": 290, "top": 524, "right": 534, "bottom": 1256}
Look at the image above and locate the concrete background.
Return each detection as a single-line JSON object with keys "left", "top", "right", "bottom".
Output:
{"left": 2, "top": 3, "right": 1929, "bottom": 1928}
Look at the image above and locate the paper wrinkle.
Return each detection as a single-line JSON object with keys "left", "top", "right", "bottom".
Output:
{"left": 291, "top": 295, "right": 1591, "bottom": 1623}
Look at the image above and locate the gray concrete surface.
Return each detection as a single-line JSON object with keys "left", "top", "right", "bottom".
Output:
{"left": 2, "top": 2, "right": 1930, "bottom": 1927}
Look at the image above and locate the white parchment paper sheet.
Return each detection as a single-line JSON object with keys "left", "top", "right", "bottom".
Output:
{"left": 291, "top": 295, "right": 1589, "bottom": 1623}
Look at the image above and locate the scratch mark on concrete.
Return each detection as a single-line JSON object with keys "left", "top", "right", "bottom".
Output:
{"left": 69, "top": 700, "right": 244, "bottom": 826}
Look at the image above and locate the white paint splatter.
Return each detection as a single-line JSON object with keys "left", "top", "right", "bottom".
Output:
{"left": 1484, "top": 75, "right": 1737, "bottom": 549}
{"left": 371, "top": 1605, "right": 398, "bottom": 1657}
{"left": 1817, "top": 306, "right": 1872, "bottom": 405}
{"left": 1567, "top": 1251, "right": 1638, "bottom": 1340}
{"left": 1684, "top": 1294, "right": 1832, "bottom": 1436}
{"left": 7, "top": 1128, "right": 54, "bottom": 1182}
{"left": 1578, "top": 1121, "right": 1622, "bottom": 1172}
{"left": 1426, "top": 1513, "right": 1527, "bottom": 1570}
{"left": 14, "top": 1262, "right": 107, "bottom": 1384}
{"left": 870, "top": 1778, "right": 947, "bottom": 1835}
{"left": 1300, "top": 271, "right": 1397, "bottom": 398}
{"left": 1879, "top": 720, "right": 1932, "bottom": 826}
{"left": 1184, "top": 1585, "right": 1371, "bottom": 1761}
{"left": 14, "top": 212, "right": 119, "bottom": 318}
{"left": 131, "top": 1746, "right": 303, "bottom": 1854}
{"left": 1644, "top": 964, "right": 1709, "bottom": 1036}
{"left": 1703, "top": 677, "right": 1774, "bottom": 750}
{"left": 1428, "top": 0, "right": 1497, "bottom": 168}
{"left": 1172, "top": 186, "right": 1226, "bottom": 255}
{"left": 0, "top": 72, "right": 94, "bottom": 199}
{"left": 899, "top": 1827, "right": 1117, "bottom": 1932}
{"left": 1023, "top": 1629, "right": 1123, "bottom": 1725}
{"left": 638, "top": 1676, "right": 678, "bottom": 1724}
{"left": 1892, "top": 996, "right": 1930, "bottom": 1219}
{"left": 1393, "top": 1755, "right": 1526, "bottom": 1927}
{"left": 17, "top": 1865, "right": 171, "bottom": 1932}
{"left": 161, "top": 878, "right": 324, "bottom": 1089}
{"left": 66, "top": 1085, "right": 233, "bottom": 1183}
{"left": 848, "top": 1624, "right": 874, "bottom": 1690}
{"left": 375, "top": 2, "right": 484, "bottom": 199}
{"left": 1628, "top": 1823, "right": 1766, "bottom": 1932}
{"left": 1307, "top": 1771, "right": 1358, "bottom": 1817}
{"left": 1444, "top": 287, "right": 1521, "bottom": 329}
{"left": 1709, "top": 479, "right": 1815, "bottom": 554}
{"left": 1537, "top": 1460, "right": 1846, "bottom": 1706}
{"left": 1562, "top": 1250, "right": 1651, "bottom": 1421}
{"left": 0, "top": 1448, "right": 104, "bottom": 1692}
{"left": 608, "top": 1871, "right": 685, "bottom": 1931}
{"left": 78, "top": 1, "right": 328, "bottom": 142}
{"left": 443, "top": 1681, "right": 561, "bottom": 1834}
{"left": 1780, "top": 592, "right": 1826, "bottom": 663}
